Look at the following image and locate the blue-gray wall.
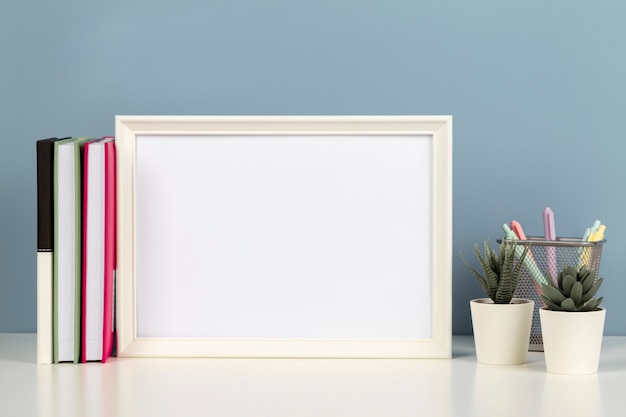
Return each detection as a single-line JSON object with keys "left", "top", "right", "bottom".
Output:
{"left": 1, "top": 0, "right": 625, "bottom": 334}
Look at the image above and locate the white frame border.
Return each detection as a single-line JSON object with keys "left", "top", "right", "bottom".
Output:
{"left": 115, "top": 115, "right": 452, "bottom": 358}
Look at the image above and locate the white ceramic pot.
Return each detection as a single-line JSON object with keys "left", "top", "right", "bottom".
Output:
{"left": 470, "top": 298, "right": 534, "bottom": 365}
{"left": 539, "top": 307, "right": 606, "bottom": 374}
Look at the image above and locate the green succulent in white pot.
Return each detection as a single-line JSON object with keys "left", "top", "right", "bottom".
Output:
{"left": 461, "top": 240, "right": 530, "bottom": 304}
{"left": 539, "top": 264, "right": 606, "bottom": 374}
{"left": 540, "top": 264, "right": 603, "bottom": 311}
{"left": 461, "top": 240, "right": 534, "bottom": 365}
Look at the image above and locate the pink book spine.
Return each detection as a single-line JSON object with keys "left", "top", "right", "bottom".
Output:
{"left": 102, "top": 139, "right": 116, "bottom": 363}
{"left": 81, "top": 142, "right": 92, "bottom": 363}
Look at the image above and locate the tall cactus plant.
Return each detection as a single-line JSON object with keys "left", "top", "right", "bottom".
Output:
{"left": 461, "top": 240, "right": 530, "bottom": 304}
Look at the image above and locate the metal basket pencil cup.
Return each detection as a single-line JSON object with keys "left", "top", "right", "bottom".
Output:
{"left": 501, "top": 237, "right": 605, "bottom": 351}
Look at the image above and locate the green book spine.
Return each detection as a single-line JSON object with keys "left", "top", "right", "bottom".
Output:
{"left": 53, "top": 137, "right": 93, "bottom": 364}
{"left": 52, "top": 141, "right": 59, "bottom": 364}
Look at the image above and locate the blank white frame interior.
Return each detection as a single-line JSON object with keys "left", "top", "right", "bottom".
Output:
{"left": 115, "top": 115, "right": 452, "bottom": 358}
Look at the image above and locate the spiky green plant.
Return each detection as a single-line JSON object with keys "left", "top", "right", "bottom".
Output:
{"left": 461, "top": 240, "right": 530, "bottom": 304}
{"left": 540, "top": 264, "right": 604, "bottom": 312}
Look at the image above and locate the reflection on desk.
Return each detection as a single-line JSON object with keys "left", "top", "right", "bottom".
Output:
{"left": 2, "top": 334, "right": 626, "bottom": 417}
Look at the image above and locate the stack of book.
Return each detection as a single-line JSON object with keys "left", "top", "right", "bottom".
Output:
{"left": 36, "top": 137, "right": 116, "bottom": 364}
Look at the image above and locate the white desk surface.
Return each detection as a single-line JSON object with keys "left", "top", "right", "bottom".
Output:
{"left": 1, "top": 334, "right": 625, "bottom": 417}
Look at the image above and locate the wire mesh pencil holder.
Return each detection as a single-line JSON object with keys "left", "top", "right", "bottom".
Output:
{"left": 500, "top": 237, "right": 605, "bottom": 351}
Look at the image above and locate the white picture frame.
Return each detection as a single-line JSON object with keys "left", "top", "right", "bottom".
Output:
{"left": 115, "top": 115, "right": 452, "bottom": 358}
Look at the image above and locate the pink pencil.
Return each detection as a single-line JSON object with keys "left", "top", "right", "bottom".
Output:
{"left": 510, "top": 220, "right": 541, "bottom": 293}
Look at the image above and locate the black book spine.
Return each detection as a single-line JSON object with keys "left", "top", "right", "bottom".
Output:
{"left": 36, "top": 138, "right": 57, "bottom": 252}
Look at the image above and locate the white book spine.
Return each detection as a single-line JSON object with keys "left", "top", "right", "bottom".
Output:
{"left": 37, "top": 252, "right": 53, "bottom": 365}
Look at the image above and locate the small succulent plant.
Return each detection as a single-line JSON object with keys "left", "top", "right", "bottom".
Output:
{"left": 540, "top": 264, "right": 604, "bottom": 312}
{"left": 461, "top": 240, "right": 530, "bottom": 304}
